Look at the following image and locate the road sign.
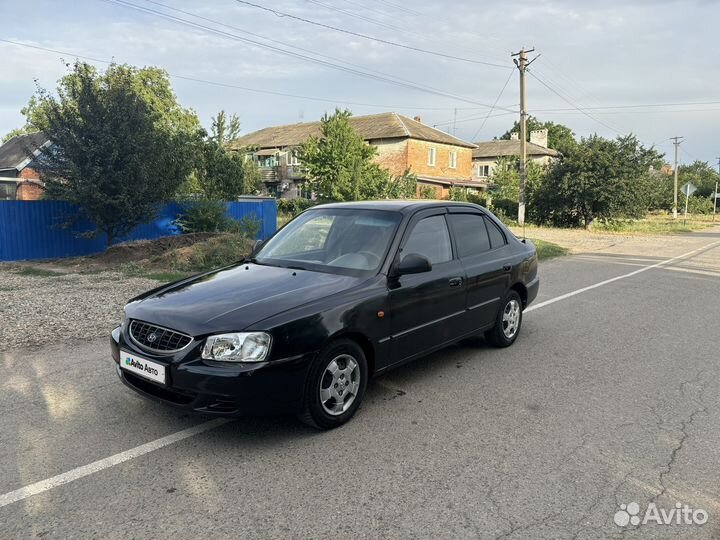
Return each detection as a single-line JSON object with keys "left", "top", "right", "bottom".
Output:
{"left": 681, "top": 182, "right": 697, "bottom": 197}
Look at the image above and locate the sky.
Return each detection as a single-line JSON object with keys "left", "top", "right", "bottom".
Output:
{"left": 0, "top": 0, "right": 717, "bottom": 166}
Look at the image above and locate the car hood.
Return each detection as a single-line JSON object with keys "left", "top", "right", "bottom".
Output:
{"left": 125, "top": 263, "right": 363, "bottom": 335}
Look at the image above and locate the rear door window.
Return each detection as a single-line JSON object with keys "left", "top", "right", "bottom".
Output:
{"left": 448, "top": 214, "right": 490, "bottom": 258}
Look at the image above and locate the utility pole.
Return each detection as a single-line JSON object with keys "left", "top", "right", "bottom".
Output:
{"left": 512, "top": 47, "right": 536, "bottom": 226}
{"left": 670, "top": 136, "right": 684, "bottom": 219}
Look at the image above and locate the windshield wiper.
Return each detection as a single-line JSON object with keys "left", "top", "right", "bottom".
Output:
{"left": 283, "top": 264, "right": 308, "bottom": 271}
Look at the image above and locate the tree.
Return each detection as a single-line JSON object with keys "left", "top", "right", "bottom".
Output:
{"left": 191, "top": 138, "right": 247, "bottom": 200}
{"left": 534, "top": 134, "right": 664, "bottom": 228}
{"left": 2, "top": 125, "right": 37, "bottom": 143}
{"left": 299, "top": 109, "right": 416, "bottom": 201}
{"left": 500, "top": 117, "right": 577, "bottom": 154}
{"left": 211, "top": 110, "right": 241, "bottom": 145}
{"left": 488, "top": 156, "right": 546, "bottom": 220}
{"left": 677, "top": 161, "right": 719, "bottom": 198}
{"left": 30, "top": 61, "right": 199, "bottom": 246}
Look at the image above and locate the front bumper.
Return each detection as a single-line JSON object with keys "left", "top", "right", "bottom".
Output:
{"left": 111, "top": 326, "right": 315, "bottom": 416}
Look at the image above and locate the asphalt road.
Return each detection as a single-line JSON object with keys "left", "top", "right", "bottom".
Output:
{"left": 2, "top": 228, "right": 720, "bottom": 539}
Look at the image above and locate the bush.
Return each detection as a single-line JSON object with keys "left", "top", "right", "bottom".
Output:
{"left": 276, "top": 198, "right": 316, "bottom": 217}
{"left": 682, "top": 195, "right": 714, "bottom": 215}
{"left": 175, "top": 200, "right": 231, "bottom": 233}
{"left": 467, "top": 192, "right": 489, "bottom": 207}
{"left": 176, "top": 200, "right": 261, "bottom": 238}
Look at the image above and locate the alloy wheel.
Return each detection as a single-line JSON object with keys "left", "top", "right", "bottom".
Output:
{"left": 502, "top": 299, "right": 521, "bottom": 339}
{"left": 319, "top": 354, "right": 361, "bottom": 416}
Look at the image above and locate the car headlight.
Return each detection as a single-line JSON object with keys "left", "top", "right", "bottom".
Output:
{"left": 201, "top": 332, "right": 272, "bottom": 362}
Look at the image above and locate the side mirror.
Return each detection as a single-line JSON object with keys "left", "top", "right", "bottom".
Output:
{"left": 393, "top": 253, "right": 432, "bottom": 276}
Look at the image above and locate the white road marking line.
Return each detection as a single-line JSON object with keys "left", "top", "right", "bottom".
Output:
{"left": 663, "top": 266, "right": 720, "bottom": 278}
{"left": 526, "top": 240, "right": 720, "bottom": 313}
{"left": 0, "top": 418, "right": 230, "bottom": 509}
{"left": 2, "top": 239, "right": 719, "bottom": 510}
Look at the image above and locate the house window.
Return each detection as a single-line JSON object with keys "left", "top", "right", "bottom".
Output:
{"left": 475, "top": 164, "right": 490, "bottom": 177}
{"left": 289, "top": 150, "right": 300, "bottom": 166}
{"left": 449, "top": 151, "right": 457, "bottom": 169}
{"left": 428, "top": 147, "right": 436, "bottom": 166}
{"left": 0, "top": 181, "right": 16, "bottom": 200}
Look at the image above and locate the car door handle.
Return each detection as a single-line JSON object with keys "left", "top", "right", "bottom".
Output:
{"left": 502, "top": 264, "right": 512, "bottom": 272}
{"left": 448, "top": 277, "right": 463, "bottom": 287}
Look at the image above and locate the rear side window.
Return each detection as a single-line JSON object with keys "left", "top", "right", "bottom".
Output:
{"left": 448, "top": 214, "right": 490, "bottom": 258}
{"left": 403, "top": 215, "right": 452, "bottom": 264}
{"left": 484, "top": 217, "right": 507, "bottom": 248}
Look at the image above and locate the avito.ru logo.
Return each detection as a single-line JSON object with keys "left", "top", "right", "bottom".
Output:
{"left": 614, "top": 502, "right": 708, "bottom": 527}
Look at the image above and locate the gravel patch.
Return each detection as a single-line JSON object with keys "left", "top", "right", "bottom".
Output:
{"left": 0, "top": 269, "right": 159, "bottom": 351}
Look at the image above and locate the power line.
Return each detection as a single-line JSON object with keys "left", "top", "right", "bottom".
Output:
{"left": 470, "top": 69, "right": 515, "bottom": 142}
{"left": 372, "top": 0, "right": 424, "bottom": 16}
{"left": 533, "top": 100, "right": 720, "bottom": 112}
{"left": 103, "top": 0, "right": 512, "bottom": 110}
{"left": 433, "top": 110, "right": 517, "bottom": 128}
{"left": 232, "top": 0, "right": 510, "bottom": 68}
{"left": 304, "top": 0, "right": 408, "bottom": 33}
{"left": 0, "top": 38, "right": 491, "bottom": 112}
{"left": 142, "top": 0, "right": 502, "bottom": 108}
{"left": 527, "top": 70, "right": 624, "bottom": 136}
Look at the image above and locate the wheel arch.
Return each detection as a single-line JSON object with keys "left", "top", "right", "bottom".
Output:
{"left": 510, "top": 282, "right": 528, "bottom": 308}
{"left": 322, "top": 330, "right": 376, "bottom": 377}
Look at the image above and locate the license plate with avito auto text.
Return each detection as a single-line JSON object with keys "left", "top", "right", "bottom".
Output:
{"left": 120, "top": 350, "right": 167, "bottom": 385}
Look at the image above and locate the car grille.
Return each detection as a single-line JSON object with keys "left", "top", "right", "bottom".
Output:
{"left": 129, "top": 320, "right": 192, "bottom": 354}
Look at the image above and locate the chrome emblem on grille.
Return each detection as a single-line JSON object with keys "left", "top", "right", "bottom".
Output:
{"left": 147, "top": 332, "right": 158, "bottom": 343}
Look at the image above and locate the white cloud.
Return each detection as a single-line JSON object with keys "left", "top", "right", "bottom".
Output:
{"left": 0, "top": 0, "right": 717, "bottom": 162}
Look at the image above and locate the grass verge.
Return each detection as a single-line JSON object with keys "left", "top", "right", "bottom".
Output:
{"left": 531, "top": 239, "right": 569, "bottom": 261}
{"left": 592, "top": 215, "right": 716, "bottom": 234}
{"left": 119, "top": 233, "right": 254, "bottom": 282}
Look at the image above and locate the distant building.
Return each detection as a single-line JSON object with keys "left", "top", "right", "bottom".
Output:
{"left": 230, "top": 112, "right": 483, "bottom": 199}
{"left": 0, "top": 132, "right": 50, "bottom": 200}
{"left": 472, "top": 129, "right": 559, "bottom": 184}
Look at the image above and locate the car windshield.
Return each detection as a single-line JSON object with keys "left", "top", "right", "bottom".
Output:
{"left": 255, "top": 208, "right": 402, "bottom": 274}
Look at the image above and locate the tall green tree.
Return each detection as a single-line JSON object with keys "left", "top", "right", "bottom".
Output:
{"left": 487, "top": 156, "right": 546, "bottom": 220}
{"left": 299, "top": 109, "right": 416, "bottom": 201}
{"left": 31, "top": 61, "right": 200, "bottom": 246}
{"left": 534, "top": 134, "right": 664, "bottom": 228}
{"left": 500, "top": 117, "right": 577, "bottom": 154}
{"left": 211, "top": 110, "right": 241, "bottom": 145}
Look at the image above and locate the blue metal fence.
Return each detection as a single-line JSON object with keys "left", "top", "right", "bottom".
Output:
{"left": 0, "top": 198, "right": 277, "bottom": 262}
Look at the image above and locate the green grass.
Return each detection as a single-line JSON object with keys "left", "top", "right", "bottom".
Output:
{"left": 119, "top": 262, "right": 192, "bottom": 282}
{"left": 142, "top": 271, "right": 193, "bottom": 282}
{"left": 593, "top": 215, "right": 716, "bottom": 234}
{"left": 13, "top": 267, "right": 66, "bottom": 277}
{"left": 531, "top": 239, "right": 569, "bottom": 261}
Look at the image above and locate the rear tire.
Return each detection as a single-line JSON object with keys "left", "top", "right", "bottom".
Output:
{"left": 298, "top": 339, "right": 368, "bottom": 430}
{"left": 485, "top": 290, "right": 523, "bottom": 348}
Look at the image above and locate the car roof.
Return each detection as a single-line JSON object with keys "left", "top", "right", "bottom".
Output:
{"left": 313, "top": 200, "right": 485, "bottom": 214}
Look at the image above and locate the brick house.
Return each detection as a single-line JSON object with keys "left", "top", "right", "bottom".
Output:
{"left": 230, "top": 112, "right": 481, "bottom": 199}
{"left": 0, "top": 132, "right": 50, "bottom": 200}
{"left": 472, "top": 129, "right": 559, "bottom": 185}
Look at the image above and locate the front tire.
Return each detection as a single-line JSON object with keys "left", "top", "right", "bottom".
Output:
{"left": 485, "top": 290, "right": 523, "bottom": 348}
{"left": 298, "top": 339, "right": 368, "bottom": 429}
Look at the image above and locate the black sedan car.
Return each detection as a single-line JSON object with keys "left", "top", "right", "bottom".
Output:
{"left": 111, "top": 201, "right": 539, "bottom": 429}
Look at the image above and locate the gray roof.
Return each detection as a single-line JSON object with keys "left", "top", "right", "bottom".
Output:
{"left": 472, "top": 139, "right": 558, "bottom": 159}
{"left": 0, "top": 132, "right": 50, "bottom": 171}
{"left": 231, "top": 112, "right": 477, "bottom": 150}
